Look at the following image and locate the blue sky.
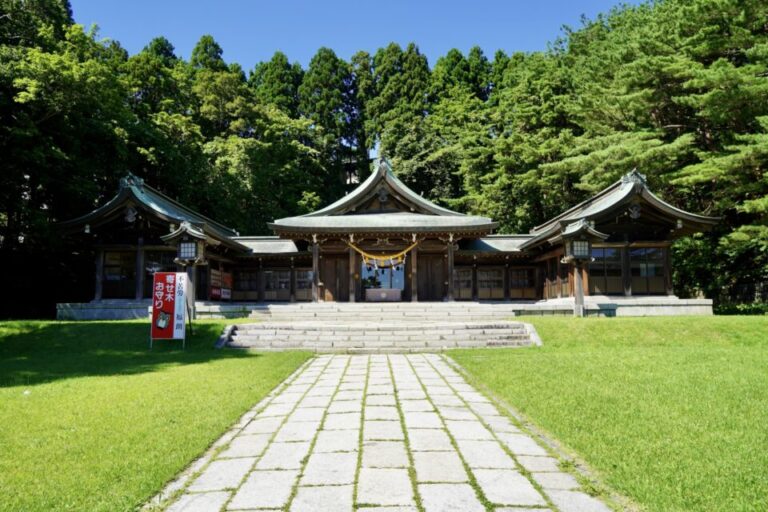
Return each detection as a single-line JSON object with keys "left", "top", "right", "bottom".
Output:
{"left": 71, "top": 0, "right": 640, "bottom": 70}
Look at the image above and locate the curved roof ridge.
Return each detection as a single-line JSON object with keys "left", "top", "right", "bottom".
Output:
{"left": 531, "top": 169, "right": 719, "bottom": 234}
{"left": 301, "top": 159, "right": 466, "bottom": 218}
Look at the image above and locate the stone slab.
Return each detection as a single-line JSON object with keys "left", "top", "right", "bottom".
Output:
{"left": 413, "top": 451, "right": 467, "bottom": 483}
{"left": 218, "top": 434, "right": 271, "bottom": 459}
{"left": 301, "top": 451, "right": 358, "bottom": 485}
{"left": 456, "top": 439, "right": 516, "bottom": 469}
{"left": 473, "top": 469, "right": 546, "bottom": 506}
{"left": 418, "top": 483, "right": 485, "bottom": 512}
{"left": 327, "top": 400, "right": 362, "bottom": 413}
{"left": 357, "top": 468, "right": 414, "bottom": 506}
{"left": 403, "top": 411, "right": 443, "bottom": 429}
{"left": 364, "top": 420, "right": 404, "bottom": 440}
{"left": 242, "top": 416, "right": 284, "bottom": 435}
{"left": 444, "top": 420, "right": 494, "bottom": 440}
{"left": 228, "top": 469, "right": 299, "bottom": 509}
{"left": 362, "top": 441, "right": 409, "bottom": 468}
{"left": 365, "top": 405, "right": 400, "bottom": 420}
{"left": 498, "top": 432, "right": 549, "bottom": 456}
{"left": 274, "top": 421, "right": 320, "bottom": 442}
{"left": 517, "top": 455, "right": 561, "bottom": 472}
{"left": 291, "top": 484, "right": 354, "bottom": 512}
{"left": 314, "top": 429, "right": 360, "bottom": 453}
{"left": 324, "top": 412, "right": 361, "bottom": 430}
{"left": 166, "top": 491, "right": 231, "bottom": 512}
{"left": 188, "top": 458, "right": 255, "bottom": 492}
{"left": 532, "top": 471, "right": 581, "bottom": 490}
{"left": 366, "top": 394, "right": 396, "bottom": 406}
{"left": 256, "top": 442, "right": 311, "bottom": 470}
{"left": 408, "top": 428, "right": 454, "bottom": 452}
{"left": 546, "top": 489, "right": 613, "bottom": 512}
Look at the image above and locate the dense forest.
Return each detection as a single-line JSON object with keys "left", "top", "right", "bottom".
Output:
{"left": 1, "top": 0, "right": 767, "bottom": 316}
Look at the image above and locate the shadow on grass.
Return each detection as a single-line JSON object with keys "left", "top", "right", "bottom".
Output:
{"left": 0, "top": 320, "right": 259, "bottom": 387}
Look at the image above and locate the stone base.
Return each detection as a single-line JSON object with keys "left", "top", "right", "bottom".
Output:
{"left": 529, "top": 295, "right": 713, "bottom": 317}
{"left": 57, "top": 295, "right": 713, "bottom": 320}
{"left": 56, "top": 300, "right": 152, "bottom": 320}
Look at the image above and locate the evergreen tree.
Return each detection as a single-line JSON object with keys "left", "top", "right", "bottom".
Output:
{"left": 248, "top": 51, "right": 303, "bottom": 117}
{"left": 299, "top": 47, "right": 362, "bottom": 196}
{"left": 190, "top": 34, "right": 227, "bottom": 71}
{"left": 142, "top": 36, "right": 176, "bottom": 64}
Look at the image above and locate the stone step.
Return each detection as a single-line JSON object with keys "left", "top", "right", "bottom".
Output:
{"left": 234, "top": 322, "right": 528, "bottom": 332}
{"left": 226, "top": 337, "right": 531, "bottom": 352}
{"left": 229, "top": 335, "right": 531, "bottom": 345}
{"left": 218, "top": 304, "right": 541, "bottom": 353}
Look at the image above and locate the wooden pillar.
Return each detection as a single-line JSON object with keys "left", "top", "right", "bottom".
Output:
{"left": 348, "top": 246, "right": 356, "bottom": 302}
{"left": 94, "top": 249, "right": 104, "bottom": 301}
{"left": 504, "top": 262, "right": 511, "bottom": 301}
{"left": 135, "top": 237, "right": 145, "bottom": 300}
{"left": 311, "top": 240, "right": 320, "bottom": 303}
{"left": 290, "top": 258, "right": 296, "bottom": 302}
{"left": 446, "top": 241, "right": 455, "bottom": 302}
{"left": 410, "top": 246, "right": 418, "bottom": 302}
{"left": 574, "top": 261, "right": 585, "bottom": 317}
{"left": 471, "top": 262, "right": 478, "bottom": 301}
{"left": 186, "top": 265, "right": 196, "bottom": 319}
{"left": 664, "top": 247, "right": 674, "bottom": 296}
{"left": 556, "top": 257, "right": 563, "bottom": 298}
{"left": 622, "top": 245, "right": 632, "bottom": 296}
{"left": 258, "top": 258, "right": 265, "bottom": 302}
{"left": 582, "top": 265, "right": 590, "bottom": 296}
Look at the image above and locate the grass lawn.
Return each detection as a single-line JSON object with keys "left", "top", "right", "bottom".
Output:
{"left": 451, "top": 316, "right": 768, "bottom": 512}
{"left": 0, "top": 320, "right": 311, "bottom": 512}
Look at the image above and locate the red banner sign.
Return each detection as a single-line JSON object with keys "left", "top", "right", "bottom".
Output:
{"left": 151, "top": 272, "right": 187, "bottom": 340}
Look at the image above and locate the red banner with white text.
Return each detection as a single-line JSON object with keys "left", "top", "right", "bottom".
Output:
{"left": 151, "top": 272, "right": 187, "bottom": 340}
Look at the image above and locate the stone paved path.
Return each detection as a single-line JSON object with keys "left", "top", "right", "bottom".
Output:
{"left": 162, "top": 354, "right": 610, "bottom": 512}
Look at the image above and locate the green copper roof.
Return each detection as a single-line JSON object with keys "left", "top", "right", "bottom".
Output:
{"left": 523, "top": 170, "right": 720, "bottom": 249}
{"left": 58, "top": 174, "right": 248, "bottom": 252}
{"left": 271, "top": 159, "right": 497, "bottom": 235}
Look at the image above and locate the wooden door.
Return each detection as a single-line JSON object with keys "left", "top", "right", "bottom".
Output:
{"left": 417, "top": 254, "right": 446, "bottom": 301}
{"left": 321, "top": 255, "right": 349, "bottom": 302}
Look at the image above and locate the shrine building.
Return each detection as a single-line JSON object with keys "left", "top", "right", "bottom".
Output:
{"left": 57, "top": 159, "right": 719, "bottom": 318}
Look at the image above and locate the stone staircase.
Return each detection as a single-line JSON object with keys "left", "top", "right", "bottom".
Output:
{"left": 220, "top": 303, "right": 541, "bottom": 353}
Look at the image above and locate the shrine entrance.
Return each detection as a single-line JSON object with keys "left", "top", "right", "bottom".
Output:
{"left": 417, "top": 253, "right": 446, "bottom": 301}
{"left": 361, "top": 262, "right": 405, "bottom": 301}
{"left": 320, "top": 255, "right": 349, "bottom": 302}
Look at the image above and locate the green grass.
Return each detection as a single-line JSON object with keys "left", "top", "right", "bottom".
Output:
{"left": 0, "top": 320, "right": 312, "bottom": 512}
{"left": 450, "top": 316, "right": 768, "bottom": 512}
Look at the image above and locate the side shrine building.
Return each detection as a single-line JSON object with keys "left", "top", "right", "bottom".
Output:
{"left": 57, "top": 160, "right": 719, "bottom": 319}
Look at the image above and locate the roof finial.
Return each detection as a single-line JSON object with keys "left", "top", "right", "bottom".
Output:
{"left": 377, "top": 158, "right": 392, "bottom": 176}
{"left": 119, "top": 173, "right": 144, "bottom": 190}
{"left": 621, "top": 168, "right": 647, "bottom": 186}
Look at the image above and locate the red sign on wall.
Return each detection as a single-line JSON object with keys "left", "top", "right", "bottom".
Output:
{"left": 151, "top": 272, "right": 187, "bottom": 340}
